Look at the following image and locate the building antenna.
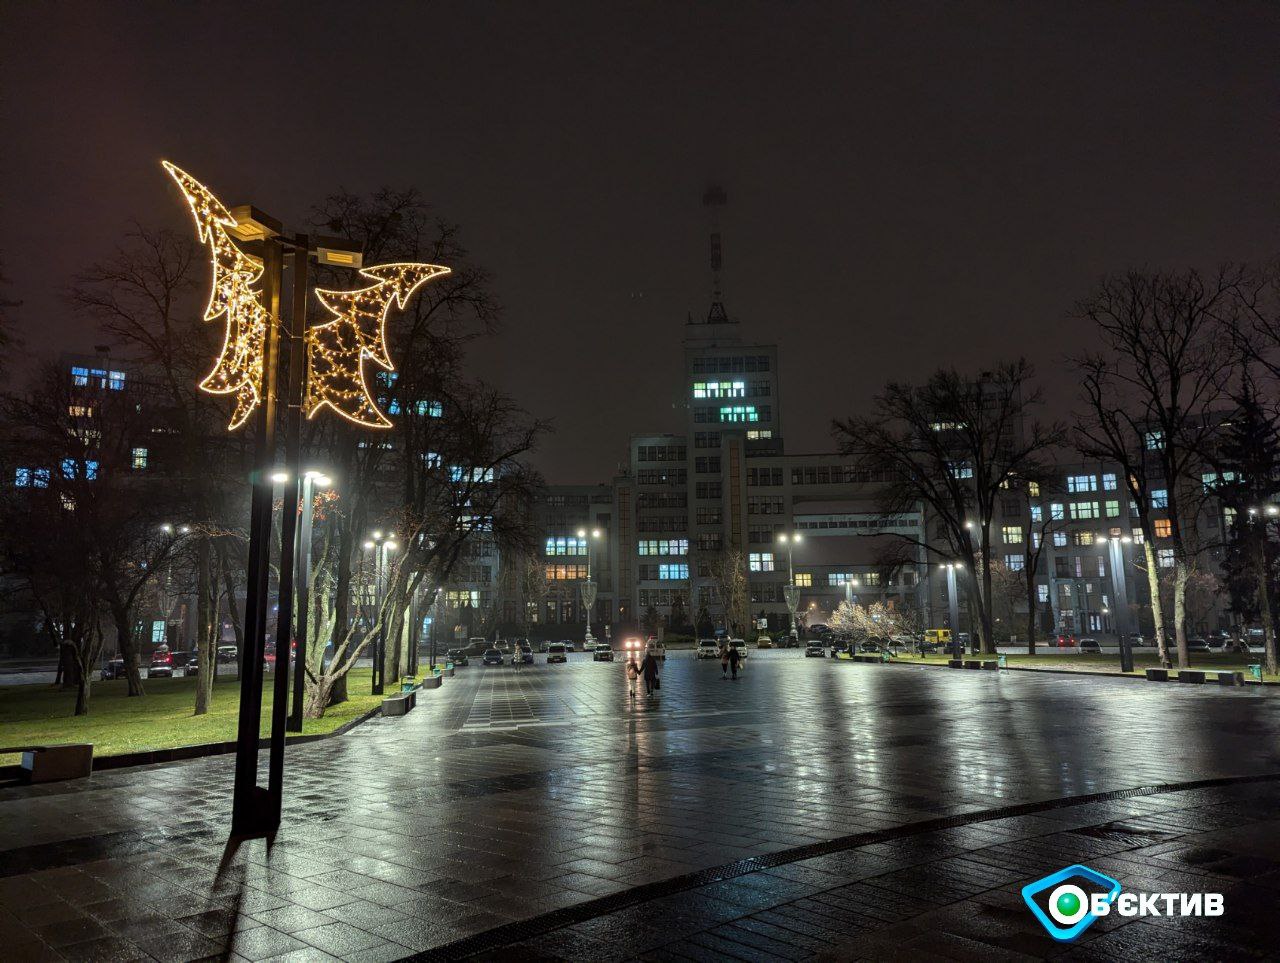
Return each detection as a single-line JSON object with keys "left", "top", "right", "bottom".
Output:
{"left": 703, "top": 185, "right": 729, "bottom": 323}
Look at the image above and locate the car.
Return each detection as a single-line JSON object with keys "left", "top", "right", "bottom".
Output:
{"left": 446, "top": 648, "right": 469, "bottom": 666}
{"left": 730, "top": 638, "right": 748, "bottom": 658}
{"left": 482, "top": 648, "right": 504, "bottom": 666}
{"left": 696, "top": 639, "right": 720, "bottom": 659}
{"left": 514, "top": 643, "right": 534, "bottom": 665}
{"left": 561, "top": 639, "right": 577, "bottom": 652}
{"left": 808, "top": 623, "right": 830, "bottom": 637}
{"left": 496, "top": 639, "right": 513, "bottom": 653}
{"left": 755, "top": 636, "right": 774, "bottom": 649}
{"left": 858, "top": 640, "right": 885, "bottom": 653}
{"left": 1079, "top": 638, "right": 1101, "bottom": 653}
{"left": 538, "top": 640, "right": 550, "bottom": 653}
{"left": 101, "top": 657, "right": 126, "bottom": 679}
{"left": 620, "top": 636, "right": 646, "bottom": 658}
{"left": 805, "top": 642, "right": 824, "bottom": 657}
{"left": 217, "top": 645, "right": 238, "bottom": 664}
{"left": 647, "top": 639, "right": 666, "bottom": 660}
{"left": 1186, "top": 638, "right": 1210, "bottom": 652}
{"left": 547, "top": 643, "right": 568, "bottom": 663}
{"left": 592, "top": 643, "right": 614, "bottom": 662}
{"left": 468, "top": 637, "right": 489, "bottom": 654}
{"left": 1126, "top": 634, "right": 1149, "bottom": 648}
{"left": 917, "top": 641, "right": 939, "bottom": 654}
{"left": 779, "top": 632, "right": 800, "bottom": 648}
{"left": 148, "top": 657, "right": 174, "bottom": 678}
{"left": 182, "top": 652, "right": 200, "bottom": 674}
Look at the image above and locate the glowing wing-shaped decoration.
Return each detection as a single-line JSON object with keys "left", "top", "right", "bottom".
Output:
{"left": 306, "top": 263, "right": 450, "bottom": 428}
{"left": 162, "top": 161, "right": 268, "bottom": 430}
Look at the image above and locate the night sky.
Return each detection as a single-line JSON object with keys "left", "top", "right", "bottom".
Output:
{"left": 3, "top": 2, "right": 1278, "bottom": 482}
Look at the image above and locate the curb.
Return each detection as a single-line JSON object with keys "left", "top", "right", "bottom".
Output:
{"left": 0, "top": 703, "right": 383, "bottom": 781}
{"left": 878, "top": 657, "right": 1279, "bottom": 687}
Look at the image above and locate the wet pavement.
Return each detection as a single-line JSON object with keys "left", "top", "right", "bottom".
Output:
{"left": 1, "top": 651, "right": 1278, "bottom": 961}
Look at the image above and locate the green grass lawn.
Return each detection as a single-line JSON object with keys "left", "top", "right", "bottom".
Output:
{"left": 0, "top": 668, "right": 382, "bottom": 766}
{"left": 892, "top": 650, "right": 1278, "bottom": 681}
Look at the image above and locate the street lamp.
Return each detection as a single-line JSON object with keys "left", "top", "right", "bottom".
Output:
{"left": 577, "top": 527, "right": 603, "bottom": 640}
{"left": 287, "top": 470, "right": 331, "bottom": 732}
{"left": 943, "top": 562, "right": 963, "bottom": 656}
{"left": 776, "top": 532, "right": 803, "bottom": 584}
{"left": 1098, "top": 534, "right": 1135, "bottom": 671}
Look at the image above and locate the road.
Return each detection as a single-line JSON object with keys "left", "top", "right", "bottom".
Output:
{"left": 2, "top": 650, "right": 1278, "bottom": 960}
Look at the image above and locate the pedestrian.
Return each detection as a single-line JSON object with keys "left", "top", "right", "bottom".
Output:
{"left": 625, "top": 655, "right": 639, "bottom": 698}
{"left": 720, "top": 642, "right": 730, "bottom": 679}
{"left": 638, "top": 649, "right": 660, "bottom": 698}
{"left": 727, "top": 640, "right": 741, "bottom": 680}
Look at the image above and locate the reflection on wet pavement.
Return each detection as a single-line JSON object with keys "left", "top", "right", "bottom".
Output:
{"left": 1, "top": 652, "right": 1277, "bottom": 960}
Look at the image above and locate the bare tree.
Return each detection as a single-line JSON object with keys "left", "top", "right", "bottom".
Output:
{"left": 1074, "top": 268, "right": 1238, "bottom": 669}
{"left": 708, "top": 549, "right": 750, "bottom": 637}
{"left": 835, "top": 360, "right": 1062, "bottom": 654}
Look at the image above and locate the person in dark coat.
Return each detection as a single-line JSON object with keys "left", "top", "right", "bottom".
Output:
{"left": 727, "top": 640, "right": 741, "bottom": 680}
{"left": 638, "top": 650, "right": 660, "bottom": 697}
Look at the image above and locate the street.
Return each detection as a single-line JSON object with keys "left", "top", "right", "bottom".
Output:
{"left": 2, "top": 652, "right": 1279, "bottom": 960}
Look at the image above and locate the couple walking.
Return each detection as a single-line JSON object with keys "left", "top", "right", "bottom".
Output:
{"left": 626, "top": 651, "right": 660, "bottom": 698}
{"left": 720, "top": 640, "right": 742, "bottom": 680}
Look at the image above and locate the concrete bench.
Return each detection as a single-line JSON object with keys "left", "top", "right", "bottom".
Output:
{"left": 947, "top": 659, "right": 964, "bottom": 668}
{"left": 1145, "top": 668, "right": 1169, "bottom": 681}
{"left": 1177, "top": 670, "right": 1205, "bottom": 684}
{"left": 382, "top": 692, "right": 415, "bottom": 717}
{"left": 1212, "top": 671, "right": 1244, "bottom": 687}
{"left": 0, "top": 744, "right": 94, "bottom": 783}
{"left": 962, "top": 660, "right": 984, "bottom": 670}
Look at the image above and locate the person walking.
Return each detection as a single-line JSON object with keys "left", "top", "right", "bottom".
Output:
{"left": 625, "top": 655, "right": 639, "bottom": 698}
{"left": 638, "top": 649, "right": 660, "bottom": 698}
{"left": 720, "top": 641, "right": 730, "bottom": 679}
{"left": 727, "top": 640, "right": 741, "bottom": 680}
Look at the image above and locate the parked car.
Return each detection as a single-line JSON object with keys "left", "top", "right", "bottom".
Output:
{"left": 538, "top": 640, "right": 550, "bottom": 653}
{"left": 728, "top": 638, "right": 748, "bottom": 659}
{"left": 778, "top": 632, "right": 800, "bottom": 648}
{"left": 696, "top": 639, "right": 720, "bottom": 659}
{"left": 858, "top": 639, "right": 886, "bottom": 653}
{"left": 755, "top": 636, "right": 774, "bottom": 649}
{"left": 468, "top": 637, "right": 489, "bottom": 655}
{"left": 446, "top": 648, "right": 469, "bottom": 666}
{"left": 592, "top": 643, "right": 614, "bottom": 662}
{"left": 514, "top": 642, "right": 534, "bottom": 665}
{"left": 647, "top": 639, "right": 667, "bottom": 660}
{"left": 808, "top": 623, "right": 830, "bottom": 637}
{"left": 1126, "top": 634, "right": 1148, "bottom": 648}
{"left": 1079, "top": 638, "right": 1102, "bottom": 653}
{"left": 805, "top": 642, "right": 825, "bottom": 657}
{"left": 182, "top": 651, "right": 200, "bottom": 674}
{"left": 101, "top": 657, "right": 126, "bottom": 679}
{"left": 148, "top": 657, "right": 175, "bottom": 678}
{"left": 496, "top": 639, "right": 513, "bottom": 654}
{"left": 1186, "top": 638, "right": 1210, "bottom": 652}
{"left": 482, "top": 648, "right": 504, "bottom": 666}
{"left": 547, "top": 643, "right": 568, "bottom": 664}
{"left": 217, "top": 645, "right": 238, "bottom": 664}
{"left": 561, "top": 639, "right": 578, "bottom": 652}
{"left": 917, "top": 641, "right": 939, "bottom": 654}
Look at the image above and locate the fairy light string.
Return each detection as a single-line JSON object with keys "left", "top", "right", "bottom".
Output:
{"left": 306, "top": 263, "right": 451, "bottom": 428}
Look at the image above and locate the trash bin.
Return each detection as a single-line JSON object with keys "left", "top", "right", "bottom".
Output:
{"left": 400, "top": 677, "right": 417, "bottom": 693}
{"left": 997, "top": 654, "right": 1007, "bottom": 669}
{"left": 1247, "top": 664, "right": 1262, "bottom": 683}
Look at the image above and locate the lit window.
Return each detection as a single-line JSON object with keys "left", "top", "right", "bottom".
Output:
{"left": 659, "top": 563, "right": 689, "bottom": 580}
{"left": 1050, "top": 503, "right": 1065, "bottom": 520}
{"left": 1151, "top": 489, "right": 1168, "bottom": 509}
{"left": 1037, "top": 584, "right": 1049, "bottom": 603}
{"left": 1132, "top": 528, "right": 1145, "bottom": 544}
{"left": 1030, "top": 505, "right": 1042, "bottom": 523}
{"left": 1154, "top": 518, "right": 1172, "bottom": 538}
{"left": 1053, "top": 531, "right": 1067, "bottom": 547}
{"left": 1001, "top": 525, "right": 1023, "bottom": 544}
{"left": 1105, "top": 500, "right": 1120, "bottom": 518}
{"left": 68, "top": 405, "right": 93, "bottom": 418}
{"left": 1067, "top": 474, "right": 1096, "bottom": 493}
{"left": 948, "top": 461, "right": 973, "bottom": 479}
{"left": 1004, "top": 554, "right": 1024, "bottom": 571}
{"left": 794, "top": 573, "right": 812, "bottom": 587}
{"left": 1102, "top": 473, "right": 1117, "bottom": 491}
{"left": 718, "top": 405, "right": 758, "bottom": 423}
{"left": 828, "top": 573, "right": 856, "bottom": 586}
{"left": 1069, "top": 501, "right": 1100, "bottom": 520}
{"left": 131, "top": 447, "right": 148, "bottom": 470}
{"left": 546, "top": 536, "right": 588, "bottom": 556}
{"left": 1073, "top": 531, "right": 1095, "bottom": 546}
{"left": 1145, "top": 430, "right": 1164, "bottom": 451}
{"left": 450, "top": 466, "right": 495, "bottom": 484}
{"left": 417, "top": 400, "right": 443, "bottom": 418}
{"left": 748, "top": 552, "right": 775, "bottom": 572}
{"left": 1157, "top": 548, "right": 1174, "bottom": 568}
{"left": 1027, "top": 481, "right": 1040, "bottom": 497}
{"left": 746, "top": 429, "right": 773, "bottom": 440}
{"left": 71, "top": 366, "right": 89, "bottom": 386}
{"left": 638, "top": 539, "right": 689, "bottom": 556}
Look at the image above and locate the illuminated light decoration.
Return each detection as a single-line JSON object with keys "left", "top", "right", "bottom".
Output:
{"left": 306, "top": 263, "right": 450, "bottom": 428}
{"left": 162, "top": 161, "right": 268, "bottom": 430}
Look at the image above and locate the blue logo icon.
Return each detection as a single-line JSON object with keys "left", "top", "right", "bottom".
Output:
{"left": 1022, "top": 864, "right": 1121, "bottom": 942}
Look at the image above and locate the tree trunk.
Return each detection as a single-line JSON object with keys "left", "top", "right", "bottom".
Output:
{"left": 1255, "top": 525, "right": 1277, "bottom": 677}
{"left": 329, "top": 519, "right": 353, "bottom": 707}
{"left": 1142, "top": 541, "right": 1170, "bottom": 669}
{"left": 74, "top": 667, "right": 89, "bottom": 716}
{"left": 194, "top": 538, "right": 214, "bottom": 715}
{"left": 1025, "top": 578, "right": 1038, "bottom": 656}
{"left": 59, "top": 643, "right": 80, "bottom": 690}
{"left": 1173, "top": 559, "right": 1190, "bottom": 670}
{"left": 218, "top": 541, "right": 244, "bottom": 682}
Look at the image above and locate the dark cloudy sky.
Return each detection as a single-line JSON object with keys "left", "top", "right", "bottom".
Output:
{"left": 3, "top": 1, "right": 1278, "bottom": 481}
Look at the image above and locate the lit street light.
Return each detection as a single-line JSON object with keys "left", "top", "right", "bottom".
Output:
{"left": 576, "top": 527, "right": 603, "bottom": 640}
{"left": 943, "top": 561, "right": 963, "bottom": 656}
{"left": 778, "top": 532, "right": 804, "bottom": 637}
{"left": 367, "top": 531, "right": 397, "bottom": 695}
{"left": 1097, "top": 534, "right": 1135, "bottom": 671}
